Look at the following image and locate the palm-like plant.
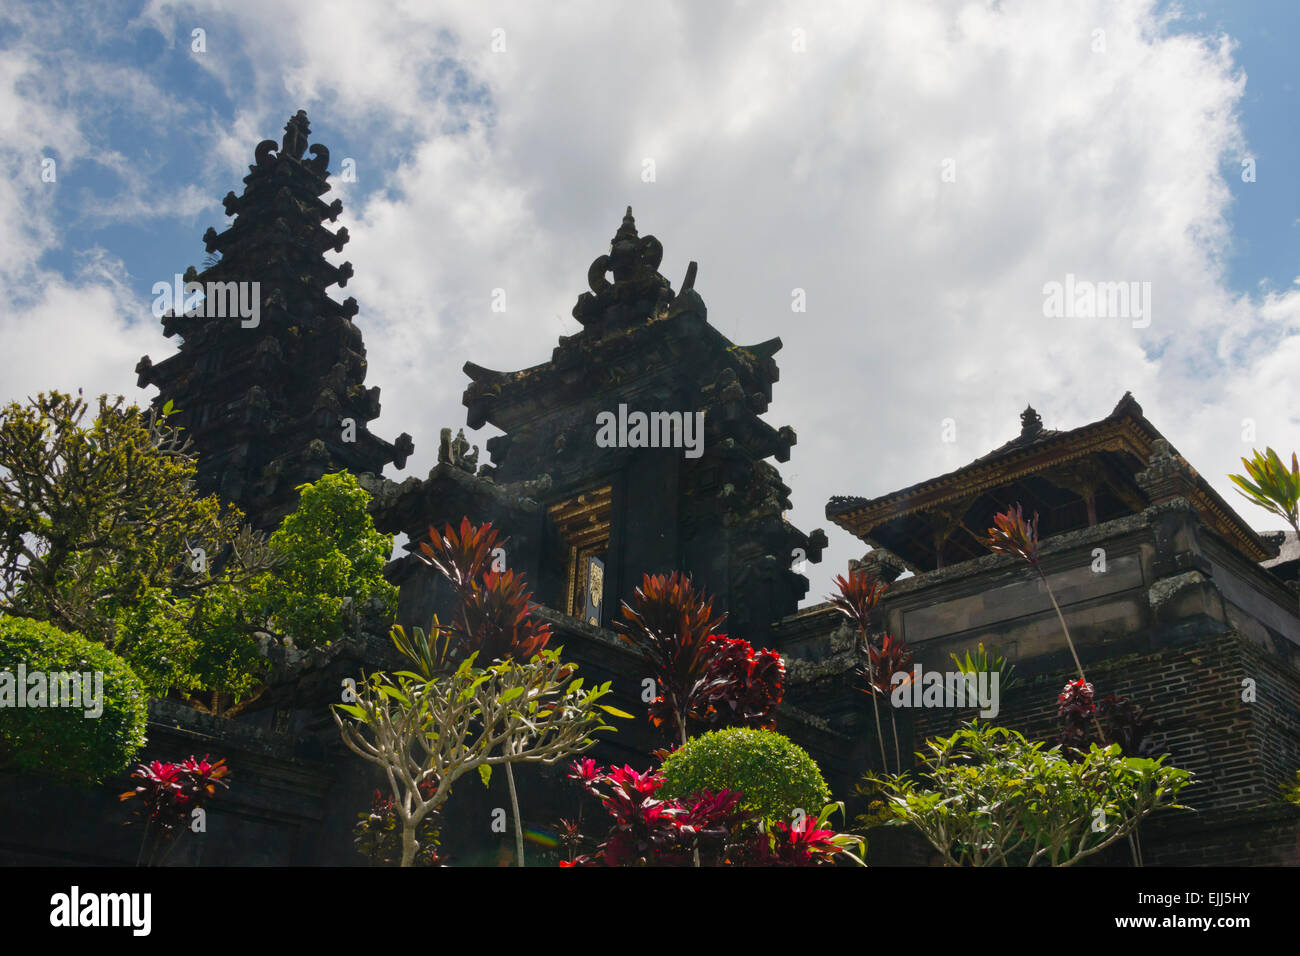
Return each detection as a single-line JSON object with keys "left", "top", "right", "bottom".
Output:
{"left": 987, "top": 504, "right": 1091, "bottom": 691}
{"left": 1230, "top": 447, "right": 1300, "bottom": 616}
{"left": 1230, "top": 447, "right": 1300, "bottom": 535}
{"left": 829, "top": 569, "right": 892, "bottom": 772}
{"left": 865, "top": 633, "right": 913, "bottom": 773}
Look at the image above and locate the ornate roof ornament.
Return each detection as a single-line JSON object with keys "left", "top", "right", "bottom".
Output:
{"left": 1020, "top": 404, "right": 1044, "bottom": 439}
{"left": 282, "top": 109, "right": 310, "bottom": 160}
{"left": 586, "top": 207, "right": 665, "bottom": 293}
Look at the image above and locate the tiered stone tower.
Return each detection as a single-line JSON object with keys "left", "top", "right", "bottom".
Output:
{"left": 136, "top": 111, "right": 412, "bottom": 529}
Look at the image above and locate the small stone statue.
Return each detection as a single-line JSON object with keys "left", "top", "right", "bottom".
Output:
{"left": 438, "top": 427, "right": 478, "bottom": 473}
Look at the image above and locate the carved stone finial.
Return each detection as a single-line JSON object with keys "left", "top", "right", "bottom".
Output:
{"left": 1020, "top": 405, "right": 1043, "bottom": 438}
{"left": 614, "top": 206, "right": 638, "bottom": 244}
{"left": 585, "top": 207, "right": 665, "bottom": 293}
{"left": 282, "top": 110, "right": 310, "bottom": 160}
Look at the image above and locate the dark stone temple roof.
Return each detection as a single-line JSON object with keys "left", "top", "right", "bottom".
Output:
{"left": 136, "top": 111, "right": 411, "bottom": 528}
{"left": 370, "top": 207, "right": 826, "bottom": 643}
{"left": 826, "top": 392, "right": 1275, "bottom": 571}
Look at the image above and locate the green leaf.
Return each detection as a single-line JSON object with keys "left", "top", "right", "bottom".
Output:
{"left": 478, "top": 764, "right": 492, "bottom": 788}
{"left": 598, "top": 704, "right": 634, "bottom": 719}
{"left": 500, "top": 687, "right": 525, "bottom": 703}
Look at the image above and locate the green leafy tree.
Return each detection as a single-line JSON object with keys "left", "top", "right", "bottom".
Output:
{"left": 861, "top": 722, "right": 1192, "bottom": 867}
{"left": 0, "top": 615, "right": 148, "bottom": 784}
{"left": 260, "top": 471, "right": 397, "bottom": 647}
{"left": 333, "top": 645, "right": 622, "bottom": 867}
{"left": 0, "top": 392, "right": 275, "bottom": 701}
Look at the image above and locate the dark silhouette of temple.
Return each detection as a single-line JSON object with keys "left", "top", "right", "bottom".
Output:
{"left": 2, "top": 112, "right": 1297, "bottom": 866}
{"left": 135, "top": 110, "right": 412, "bottom": 531}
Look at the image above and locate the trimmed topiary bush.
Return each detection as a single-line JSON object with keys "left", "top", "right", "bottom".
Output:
{"left": 0, "top": 615, "right": 148, "bottom": 784}
{"left": 660, "top": 727, "right": 832, "bottom": 822}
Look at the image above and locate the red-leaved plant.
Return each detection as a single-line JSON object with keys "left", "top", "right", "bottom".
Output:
{"left": 560, "top": 761, "right": 747, "bottom": 867}
{"left": 1058, "top": 681, "right": 1155, "bottom": 761}
{"left": 560, "top": 760, "right": 861, "bottom": 867}
{"left": 416, "top": 517, "right": 551, "bottom": 664}
{"left": 119, "top": 755, "right": 231, "bottom": 866}
{"left": 615, "top": 572, "right": 784, "bottom": 746}
{"left": 829, "top": 569, "right": 893, "bottom": 772}
{"left": 865, "top": 632, "right": 914, "bottom": 772}
{"left": 751, "top": 816, "right": 849, "bottom": 867}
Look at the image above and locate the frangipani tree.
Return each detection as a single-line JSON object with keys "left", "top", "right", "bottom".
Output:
{"left": 334, "top": 645, "right": 621, "bottom": 867}
{"left": 335, "top": 518, "right": 628, "bottom": 867}
{"left": 863, "top": 723, "right": 1191, "bottom": 867}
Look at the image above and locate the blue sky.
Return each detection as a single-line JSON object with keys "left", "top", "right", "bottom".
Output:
{"left": 3, "top": 0, "right": 1298, "bottom": 603}
{"left": 1173, "top": 0, "right": 1299, "bottom": 294}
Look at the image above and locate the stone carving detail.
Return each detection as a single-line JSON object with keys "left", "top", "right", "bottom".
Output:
{"left": 438, "top": 427, "right": 479, "bottom": 473}
{"left": 586, "top": 206, "right": 664, "bottom": 292}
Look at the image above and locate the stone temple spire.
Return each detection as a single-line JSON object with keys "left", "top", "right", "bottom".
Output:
{"left": 135, "top": 110, "right": 412, "bottom": 530}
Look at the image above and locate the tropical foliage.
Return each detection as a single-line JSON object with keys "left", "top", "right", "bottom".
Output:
{"left": 119, "top": 754, "right": 231, "bottom": 865}
{"left": 614, "top": 572, "right": 784, "bottom": 745}
{"left": 1229, "top": 447, "right": 1300, "bottom": 536}
{"left": 862, "top": 722, "right": 1191, "bottom": 866}
{"left": 260, "top": 470, "right": 397, "bottom": 648}
{"left": 829, "top": 568, "right": 893, "bottom": 771}
{"left": 335, "top": 518, "right": 625, "bottom": 866}
{"left": 0, "top": 392, "right": 277, "bottom": 702}
{"left": 559, "top": 759, "right": 863, "bottom": 867}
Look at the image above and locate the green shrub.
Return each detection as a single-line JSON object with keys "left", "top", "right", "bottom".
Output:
{"left": 0, "top": 615, "right": 148, "bottom": 784}
{"left": 660, "top": 727, "right": 832, "bottom": 822}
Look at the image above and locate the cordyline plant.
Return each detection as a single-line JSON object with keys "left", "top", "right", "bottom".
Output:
{"left": 828, "top": 569, "right": 892, "bottom": 772}
{"left": 559, "top": 759, "right": 864, "bottom": 867}
{"left": 1230, "top": 447, "right": 1300, "bottom": 537}
{"left": 751, "top": 803, "right": 866, "bottom": 867}
{"left": 863, "top": 723, "right": 1191, "bottom": 867}
{"left": 987, "top": 504, "right": 1104, "bottom": 743}
{"left": 1229, "top": 447, "right": 1300, "bottom": 615}
{"left": 119, "top": 754, "right": 231, "bottom": 866}
{"left": 865, "top": 632, "right": 913, "bottom": 773}
{"left": 988, "top": 503, "right": 1148, "bottom": 864}
{"left": 416, "top": 518, "right": 551, "bottom": 664}
{"left": 559, "top": 760, "right": 747, "bottom": 866}
{"left": 1058, "top": 680, "right": 1155, "bottom": 761}
{"left": 614, "top": 572, "right": 784, "bottom": 748}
